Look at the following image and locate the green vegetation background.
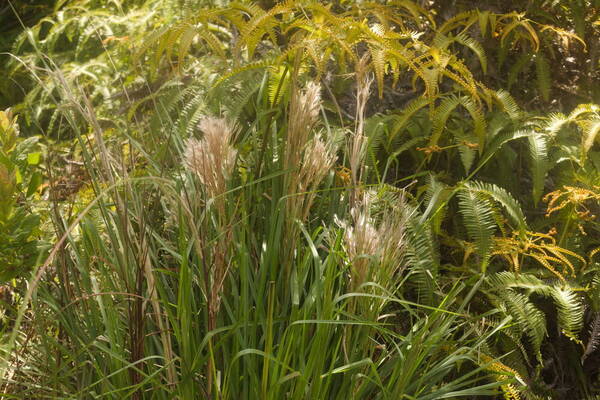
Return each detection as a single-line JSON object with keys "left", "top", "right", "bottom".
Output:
{"left": 0, "top": 0, "right": 599, "bottom": 398}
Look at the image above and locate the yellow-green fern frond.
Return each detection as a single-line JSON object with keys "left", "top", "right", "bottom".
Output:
{"left": 551, "top": 286, "right": 584, "bottom": 342}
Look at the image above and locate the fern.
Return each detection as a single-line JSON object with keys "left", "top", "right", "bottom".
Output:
{"left": 569, "top": 103, "right": 600, "bottom": 120}
{"left": 454, "top": 32, "right": 488, "bottom": 74}
{"left": 550, "top": 286, "right": 584, "bottom": 341}
{"left": 467, "top": 181, "right": 528, "bottom": 234}
{"left": 489, "top": 271, "right": 550, "bottom": 293}
{"left": 136, "top": 0, "right": 493, "bottom": 146}
{"left": 454, "top": 129, "right": 477, "bottom": 174}
{"left": 405, "top": 205, "right": 440, "bottom": 305}
{"left": 458, "top": 185, "right": 497, "bottom": 271}
{"left": 491, "top": 89, "right": 522, "bottom": 121}
{"left": 430, "top": 95, "right": 486, "bottom": 151}
{"left": 583, "top": 313, "right": 600, "bottom": 363}
{"left": 489, "top": 271, "right": 585, "bottom": 344}
{"left": 499, "top": 15, "right": 540, "bottom": 52}
{"left": 369, "top": 45, "right": 387, "bottom": 99}
{"left": 496, "top": 289, "right": 547, "bottom": 360}
{"left": 579, "top": 116, "right": 600, "bottom": 162}
{"left": 421, "top": 174, "right": 450, "bottom": 234}
{"left": 388, "top": 97, "right": 430, "bottom": 146}
{"left": 540, "top": 104, "right": 600, "bottom": 162}
{"left": 527, "top": 130, "right": 548, "bottom": 205}
{"left": 544, "top": 112, "right": 570, "bottom": 137}
{"left": 479, "top": 127, "right": 531, "bottom": 169}
{"left": 507, "top": 52, "right": 533, "bottom": 90}
{"left": 534, "top": 51, "right": 551, "bottom": 102}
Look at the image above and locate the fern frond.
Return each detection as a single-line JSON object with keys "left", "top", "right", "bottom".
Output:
{"left": 579, "top": 117, "right": 600, "bottom": 161}
{"left": 479, "top": 353, "right": 526, "bottom": 400}
{"left": 405, "top": 205, "right": 439, "bottom": 305}
{"left": 422, "top": 174, "right": 450, "bottom": 233}
{"left": 479, "top": 128, "right": 531, "bottom": 167}
{"left": 507, "top": 52, "right": 533, "bottom": 90}
{"left": 467, "top": 181, "right": 528, "bottom": 233}
{"left": 369, "top": 46, "right": 387, "bottom": 99}
{"left": 498, "top": 289, "right": 547, "bottom": 359}
{"left": 454, "top": 31, "right": 488, "bottom": 74}
{"left": 582, "top": 313, "right": 600, "bottom": 363}
{"left": 233, "top": 0, "right": 292, "bottom": 59}
{"left": 528, "top": 254, "right": 566, "bottom": 281}
{"left": 196, "top": 27, "right": 227, "bottom": 59}
{"left": 387, "top": 0, "right": 435, "bottom": 28}
{"left": 492, "top": 89, "right": 521, "bottom": 121}
{"left": 438, "top": 10, "right": 478, "bottom": 34}
{"left": 430, "top": 95, "right": 485, "bottom": 150}
{"left": 569, "top": 103, "right": 600, "bottom": 120}
{"left": 442, "top": 56, "right": 481, "bottom": 104}
{"left": 550, "top": 287, "right": 584, "bottom": 342}
{"left": 454, "top": 130, "right": 477, "bottom": 174}
{"left": 534, "top": 51, "right": 551, "bottom": 102}
{"left": 489, "top": 272, "right": 550, "bottom": 295}
{"left": 544, "top": 112, "right": 570, "bottom": 136}
{"left": 388, "top": 97, "right": 430, "bottom": 145}
{"left": 214, "top": 59, "right": 273, "bottom": 88}
{"left": 527, "top": 130, "right": 548, "bottom": 205}
{"left": 477, "top": 10, "right": 491, "bottom": 37}
{"left": 267, "top": 65, "right": 289, "bottom": 106}
{"left": 499, "top": 16, "right": 540, "bottom": 52}
{"left": 215, "top": 71, "right": 264, "bottom": 120}
{"left": 458, "top": 186, "right": 497, "bottom": 271}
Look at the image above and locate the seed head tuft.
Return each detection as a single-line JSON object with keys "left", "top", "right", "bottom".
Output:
{"left": 184, "top": 117, "right": 237, "bottom": 198}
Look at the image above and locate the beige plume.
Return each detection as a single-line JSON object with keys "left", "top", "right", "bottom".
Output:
{"left": 184, "top": 117, "right": 237, "bottom": 198}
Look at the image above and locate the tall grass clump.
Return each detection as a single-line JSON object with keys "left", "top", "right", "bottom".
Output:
{"left": 0, "top": 59, "right": 512, "bottom": 399}
{"left": 5, "top": 0, "right": 600, "bottom": 398}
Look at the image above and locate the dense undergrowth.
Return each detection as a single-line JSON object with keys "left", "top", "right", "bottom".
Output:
{"left": 0, "top": 0, "right": 599, "bottom": 399}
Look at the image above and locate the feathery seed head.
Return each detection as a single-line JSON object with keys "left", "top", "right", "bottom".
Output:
{"left": 286, "top": 82, "right": 322, "bottom": 170}
{"left": 184, "top": 117, "right": 237, "bottom": 198}
{"left": 338, "top": 191, "right": 407, "bottom": 286}
{"left": 343, "top": 210, "right": 380, "bottom": 263}
{"left": 299, "top": 136, "right": 336, "bottom": 193}
{"left": 296, "top": 81, "right": 321, "bottom": 127}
